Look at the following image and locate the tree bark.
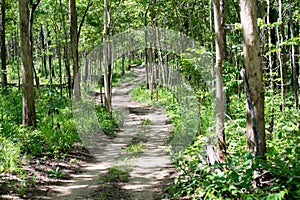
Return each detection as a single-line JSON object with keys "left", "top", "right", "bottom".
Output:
{"left": 39, "top": 26, "right": 48, "bottom": 78}
{"left": 240, "top": 0, "right": 266, "bottom": 158}
{"left": 29, "top": 0, "right": 41, "bottom": 98}
{"left": 288, "top": 0, "right": 298, "bottom": 109}
{"left": 19, "top": 0, "right": 36, "bottom": 127}
{"left": 0, "top": 0, "right": 7, "bottom": 89}
{"left": 278, "top": 0, "right": 286, "bottom": 110}
{"left": 59, "top": 0, "right": 71, "bottom": 97}
{"left": 70, "top": 0, "right": 80, "bottom": 100}
{"left": 266, "top": 0, "right": 274, "bottom": 137}
{"left": 212, "top": 0, "right": 226, "bottom": 163}
{"left": 103, "top": 0, "right": 112, "bottom": 113}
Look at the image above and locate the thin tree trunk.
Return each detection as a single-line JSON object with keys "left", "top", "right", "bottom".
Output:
{"left": 39, "top": 26, "right": 48, "bottom": 79}
{"left": 103, "top": 0, "right": 112, "bottom": 113}
{"left": 210, "top": 2, "right": 214, "bottom": 52}
{"left": 29, "top": 0, "right": 41, "bottom": 98}
{"left": 121, "top": 53, "right": 125, "bottom": 76}
{"left": 99, "top": 56, "right": 103, "bottom": 105}
{"left": 267, "top": 0, "right": 274, "bottom": 137}
{"left": 15, "top": 27, "right": 21, "bottom": 91}
{"left": 0, "top": 0, "right": 7, "bottom": 90}
{"left": 288, "top": 0, "right": 298, "bottom": 109}
{"left": 213, "top": 0, "right": 226, "bottom": 163}
{"left": 295, "top": 20, "right": 299, "bottom": 110}
{"left": 278, "top": 0, "right": 286, "bottom": 110}
{"left": 54, "top": 20, "right": 63, "bottom": 96}
{"left": 59, "top": 0, "right": 71, "bottom": 97}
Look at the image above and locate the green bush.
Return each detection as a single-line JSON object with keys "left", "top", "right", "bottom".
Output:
{"left": 131, "top": 84, "right": 299, "bottom": 199}
{"left": 168, "top": 137, "right": 295, "bottom": 199}
{"left": 166, "top": 92, "right": 300, "bottom": 199}
{"left": 0, "top": 135, "right": 21, "bottom": 173}
{"left": 0, "top": 87, "right": 79, "bottom": 163}
{"left": 102, "top": 166, "right": 130, "bottom": 183}
{"left": 95, "top": 105, "right": 120, "bottom": 137}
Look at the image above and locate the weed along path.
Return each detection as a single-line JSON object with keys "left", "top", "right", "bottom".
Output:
{"left": 42, "top": 66, "right": 173, "bottom": 200}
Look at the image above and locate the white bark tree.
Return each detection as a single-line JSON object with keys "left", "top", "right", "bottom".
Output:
{"left": 240, "top": 0, "right": 266, "bottom": 157}
{"left": 212, "top": 0, "right": 226, "bottom": 163}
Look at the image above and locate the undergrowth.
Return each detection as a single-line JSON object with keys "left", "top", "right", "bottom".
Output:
{"left": 0, "top": 86, "right": 119, "bottom": 174}
{"left": 131, "top": 84, "right": 300, "bottom": 199}
{"left": 0, "top": 87, "right": 79, "bottom": 173}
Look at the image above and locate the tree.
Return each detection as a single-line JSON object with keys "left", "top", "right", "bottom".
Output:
{"left": 288, "top": 0, "right": 299, "bottom": 109}
{"left": 29, "top": 0, "right": 41, "bottom": 98}
{"left": 212, "top": 0, "right": 226, "bottom": 163}
{"left": 239, "top": 0, "right": 266, "bottom": 158}
{"left": 103, "top": 0, "right": 113, "bottom": 113}
{"left": 19, "top": 0, "right": 36, "bottom": 127}
{"left": 70, "top": 0, "right": 80, "bottom": 100}
{"left": 278, "top": 0, "right": 286, "bottom": 110}
{"left": 0, "top": 0, "right": 7, "bottom": 89}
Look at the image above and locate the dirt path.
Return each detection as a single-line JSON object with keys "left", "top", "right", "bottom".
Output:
{"left": 39, "top": 66, "right": 173, "bottom": 200}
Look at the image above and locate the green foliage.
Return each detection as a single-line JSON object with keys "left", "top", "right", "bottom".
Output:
{"left": 101, "top": 166, "right": 130, "bottom": 183}
{"left": 125, "top": 143, "right": 143, "bottom": 153}
{"left": 166, "top": 92, "right": 300, "bottom": 199}
{"left": 24, "top": 91, "right": 79, "bottom": 155}
{"left": 130, "top": 85, "right": 153, "bottom": 105}
{"left": 0, "top": 87, "right": 79, "bottom": 173}
{"left": 168, "top": 136, "right": 295, "bottom": 199}
{"left": 112, "top": 58, "right": 137, "bottom": 87}
{"left": 130, "top": 69, "right": 299, "bottom": 199}
{"left": 141, "top": 118, "right": 151, "bottom": 125}
{"left": 48, "top": 167, "right": 65, "bottom": 178}
{"left": 95, "top": 105, "right": 120, "bottom": 137}
{"left": 0, "top": 135, "right": 20, "bottom": 173}
{"left": 125, "top": 130, "right": 147, "bottom": 154}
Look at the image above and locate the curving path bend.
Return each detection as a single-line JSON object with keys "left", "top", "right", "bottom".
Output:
{"left": 41, "top": 66, "right": 173, "bottom": 200}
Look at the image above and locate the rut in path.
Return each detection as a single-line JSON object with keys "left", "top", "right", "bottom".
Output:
{"left": 42, "top": 66, "right": 173, "bottom": 200}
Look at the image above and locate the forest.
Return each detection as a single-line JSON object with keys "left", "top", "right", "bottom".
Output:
{"left": 0, "top": 0, "right": 299, "bottom": 199}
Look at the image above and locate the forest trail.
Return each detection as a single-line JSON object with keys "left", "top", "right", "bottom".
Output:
{"left": 39, "top": 66, "right": 173, "bottom": 200}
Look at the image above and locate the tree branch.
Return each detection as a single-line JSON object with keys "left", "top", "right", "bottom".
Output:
{"left": 111, "top": 0, "right": 123, "bottom": 34}
{"left": 77, "top": 0, "right": 92, "bottom": 41}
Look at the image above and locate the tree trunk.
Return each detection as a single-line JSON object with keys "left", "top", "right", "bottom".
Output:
{"left": 46, "top": 25, "right": 55, "bottom": 78}
{"left": 59, "top": 0, "right": 71, "bottom": 97}
{"left": 240, "top": 0, "right": 266, "bottom": 158}
{"left": 29, "top": 0, "right": 41, "bottom": 98}
{"left": 278, "top": 0, "right": 286, "bottom": 110}
{"left": 288, "top": 0, "right": 298, "bottom": 109}
{"left": 39, "top": 26, "right": 47, "bottom": 79}
{"left": 213, "top": 0, "right": 226, "bottom": 163}
{"left": 103, "top": 0, "right": 112, "bottom": 113}
{"left": 70, "top": 0, "right": 80, "bottom": 100}
{"left": 55, "top": 25, "right": 63, "bottom": 96}
{"left": 266, "top": 0, "right": 274, "bottom": 136}
{"left": 209, "top": 2, "right": 214, "bottom": 52}
{"left": 19, "top": 0, "right": 36, "bottom": 127}
{"left": 99, "top": 56, "right": 103, "bottom": 105}
{"left": 0, "top": 0, "right": 7, "bottom": 89}
{"left": 121, "top": 53, "right": 125, "bottom": 76}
